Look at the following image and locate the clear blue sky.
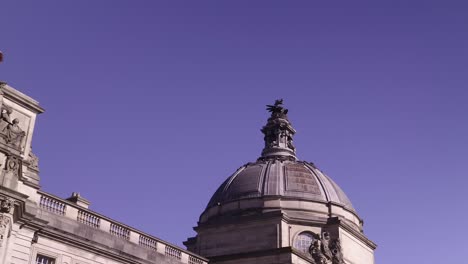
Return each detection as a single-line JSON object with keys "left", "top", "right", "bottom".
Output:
{"left": 1, "top": 1, "right": 467, "bottom": 263}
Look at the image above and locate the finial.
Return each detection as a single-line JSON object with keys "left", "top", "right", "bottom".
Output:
{"left": 260, "top": 99, "right": 297, "bottom": 160}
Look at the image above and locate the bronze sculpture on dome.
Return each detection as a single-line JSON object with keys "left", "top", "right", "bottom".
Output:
{"left": 266, "top": 99, "right": 288, "bottom": 119}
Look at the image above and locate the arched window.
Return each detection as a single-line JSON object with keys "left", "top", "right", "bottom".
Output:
{"left": 293, "top": 232, "right": 315, "bottom": 253}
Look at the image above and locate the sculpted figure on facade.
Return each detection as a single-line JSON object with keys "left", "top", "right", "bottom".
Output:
{"left": 330, "top": 238, "right": 344, "bottom": 264}
{"left": 0, "top": 105, "right": 12, "bottom": 123}
{"left": 0, "top": 214, "right": 11, "bottom": 247}
{"left": 0, "top": 105, "right": 26, "bottom": 149}
{"left": 5, "top": 118, "right": 25, "bottom": 147}
{"left": 0, "top": 198, "right": 12, "bottom": 213}
{"left": 321, "top": 232, "right": 333, "bottom": 260}
{"left": 0, "top": 198, "right": 12, "bottom": 247}
{"left": 27, "top": 147, "right": 39, "bottom": 171}
{"left": 308, "top": 232, "right": 345, "bottom": 264}
{"left": 309, "top": 240, "right": 330, "bottom": 264}
{"left": 286, "top": 133, "right": 295, "bottom": 151}
{"left": 0, "top": 106, "right": 13, "bottom": 133}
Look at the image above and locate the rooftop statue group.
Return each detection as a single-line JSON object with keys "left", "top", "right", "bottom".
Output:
{"left": 262, "top": 99, "right": 296, "bottom": 153}
{"left": 266, "top": 99, "right": 289, "bottom": 119}
{"left": 0, "top": 105, "right": 25, "bottom": 150}
{"left": 309, "top": 232, "right": 344, "bottom": 264}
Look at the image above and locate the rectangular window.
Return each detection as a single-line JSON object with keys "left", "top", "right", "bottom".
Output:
{"left": 36, "top": 254, "right": 55, "bottom": 264}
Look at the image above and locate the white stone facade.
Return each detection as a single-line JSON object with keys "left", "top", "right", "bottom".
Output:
{"left": 0, "top": 82, "right": 208, "bottom": 264}
{"left": 0, "top": 82, "right": 376, "bottom": 264}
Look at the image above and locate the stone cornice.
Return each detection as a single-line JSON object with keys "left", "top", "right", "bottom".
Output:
{"left": 0, "top": 83, "right": 45, "bottom": 114}
{"left": 201, "top": 195, "right": 361, "bottom": 226}
{"left": 207, "top": 246, "right": 317, "bottom": 263}
{"left": 38, "top": 227, "right": 157, "bottom": 264}
{"left": 207, "top": 246, "right": 293, "bottom": 261}
{"left": 195, "top": 209, "right": 283, "bottom": 229}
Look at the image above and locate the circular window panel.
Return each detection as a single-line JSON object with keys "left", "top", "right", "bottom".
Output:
{"left": 293, "top": 232, "right": 315, "bottom": 254}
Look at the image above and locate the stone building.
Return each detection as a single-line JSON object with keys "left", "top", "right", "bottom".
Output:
{"left": 0, "top": 83, "right": 375, "bottom": 264}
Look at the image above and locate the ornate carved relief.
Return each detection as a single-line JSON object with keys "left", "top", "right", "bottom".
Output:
{"left": 27, "top": 147, "right": 39, "bottom": 171}
{"left": 0, "top": 104, "right": 26, "bottom": 150}
{"left": 0, "top": 198, "right": 13, "bottom": 213}
{"left": 0, "top": 214, "right": 11, "bottom": 247}
{"left": 329, "top": 238, "right": 344, "bottom": 264}
{"left": 0, "top": 198, "right": 13, "bottom": 247}
{"left": 308, "top": 232, "right": 344, "bottom": 264}
{"left": 5, "top": 155, "right": 21, "bottom": 177}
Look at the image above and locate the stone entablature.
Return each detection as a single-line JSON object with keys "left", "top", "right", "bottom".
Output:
{"left": 37, "top": 191, "right": 208, "bottom": 264}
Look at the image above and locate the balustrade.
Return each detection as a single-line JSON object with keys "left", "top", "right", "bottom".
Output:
{"left": 39, "top": 195, "right": 66, "bottom": 215}
{"left": 139, "top": 235, "right": 157, "bottom": 250}
{"left": 165, "top": 245, "right": 182, "bottom": 260}
{"left": 37, "top": 192, "right": 206, "bottom": 264}
{"left": 109, "top": 223, "right": 130, "bottom": 240}
{"left": 189, "top": 255, "right": 204, "bottom": 264}
{"left": 77, "top": 210, "right": 100, "bottom": 228}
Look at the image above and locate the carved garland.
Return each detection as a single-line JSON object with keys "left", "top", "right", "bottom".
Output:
{"left": 0, "top": 198, "right": 13, "bottom": 247}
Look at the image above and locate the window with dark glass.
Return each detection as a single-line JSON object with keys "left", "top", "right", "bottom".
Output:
{"left": 36, "top": 254, "right": 55, "bottom": 264}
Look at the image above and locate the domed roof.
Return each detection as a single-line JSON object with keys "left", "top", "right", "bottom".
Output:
{"left": 206, "top": 159, "right": 355, "bottom": 211}
{"left": 202, "top": 100, "right": 359, "bottom": 226}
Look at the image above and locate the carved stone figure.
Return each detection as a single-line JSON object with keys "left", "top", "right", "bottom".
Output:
{"left": 0, "top": 106, "right": 26, "bottom": 149}
{"left": 5, "top": 118, "right": 25, "bottom": 147}
{"left": 0, "top": 199, "right": 12, "bottom": 213}
{"left": 0, "top": 106, "right": 12, "bottom": 133}
{"left": 309, "top": 240, "right": 329, "bottom": 264}
{"left": 321, "top": 232, "right": 333, "bottom": 260}
{"left": 0, "top": 214, "right": 11, "bottom": 247}
{"left": 287, "top": 134, "right": 295, "bottom": 151}
{"left": 330, "top": 238, "right": 344, "bottom": 264}
{"left": 27, "top": 147, "right": 39, "bottom": 170}
{"left": 307, "top": 232, "right": 344, "bottom": 264}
